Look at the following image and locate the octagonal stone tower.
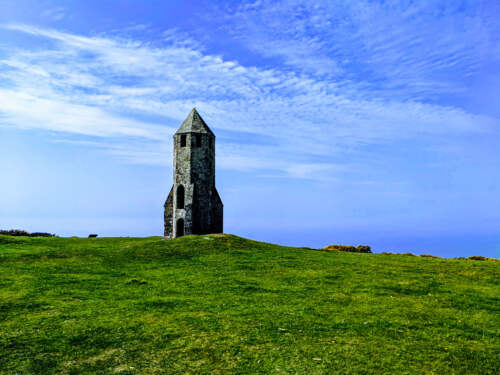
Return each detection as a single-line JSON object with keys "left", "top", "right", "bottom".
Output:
{"left": 164, "top": 108, "right": 223, "bottom": 238}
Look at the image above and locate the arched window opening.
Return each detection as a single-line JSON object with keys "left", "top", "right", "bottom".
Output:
{"left": 176, "top": 185, "right": 185, "bottom": 209}
{"left": 180, "top": 134, "right": 186, "bottom": 147}
{"left": 176, "top": 218, "right": 184, "bottom": 237}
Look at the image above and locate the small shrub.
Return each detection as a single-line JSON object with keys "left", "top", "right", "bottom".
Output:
{"left": 0, "top": 229, "right": 30, "bottom": 236}
{"left": 29, "top": 232, "right": 56, "bottom": 237}
{"left": 323, "top": 244, "right": 371, "bottom": 253}
{"left": 402, "top": 252, "right": 416, "bottom": 257}
{"left": 0, "top": 229, "right": 55, "bottom": 237}
{"left": 420, "top": 254, "right": 439, "bottom": 259}
{"left": 324, "top": 245, "right": 354, "bottom": 252}
{"left": 468, "top": 256, "right": 487, "bottom": 261}
{"left": 356, "top": 245, "right": 371, "bottom": 253}
{"left": 467, "top": 256, "right": 499, "bottom": 261}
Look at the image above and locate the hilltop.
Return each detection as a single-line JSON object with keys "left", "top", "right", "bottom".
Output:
{"left": 0, "top": 234, "right": 498, "bottom": 374}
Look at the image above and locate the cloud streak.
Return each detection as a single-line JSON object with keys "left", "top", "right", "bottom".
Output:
{"left": 212, "top": 0, "right": 500, "bottom": 99}
{"left": 0, "top": 19, "right": 496, "bottom": 180}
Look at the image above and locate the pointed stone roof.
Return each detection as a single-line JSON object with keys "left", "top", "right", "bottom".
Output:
{"left": 175, "top": 108, "right": 214, "bottom": 135}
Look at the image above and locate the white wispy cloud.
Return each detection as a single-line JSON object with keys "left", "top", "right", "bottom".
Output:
{"left": 0, "top": 20, "right": 495, "bottom": 180}
{"left": 0, "top": 89, "right": 171, "bottom": 139}
{"left": 212, "top": 0, "right": 500, "bottom": 99}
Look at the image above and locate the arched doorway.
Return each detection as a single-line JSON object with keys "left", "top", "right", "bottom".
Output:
{"left": 176, "top": 185, "right": 185, "bottom": 209}
{"left": 176, "top": 218, "right": 184, "bottom": 237}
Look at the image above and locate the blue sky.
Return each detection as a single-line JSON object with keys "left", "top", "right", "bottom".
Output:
{"left": 0, "top": 0, "right": 499, "bottom": 257}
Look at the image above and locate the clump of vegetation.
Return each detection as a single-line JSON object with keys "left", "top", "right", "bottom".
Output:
{"left": 356, "top": 245, "right": 371, "bottom": 253}
{"left": 323, "top": 244, "right": 372, "bottom": 253}
{"left": 381, "top": 252, "right": 441, "bottom": 258}
{"left": 0, "top": 229, "right": 55, "bottom": 237}
{"left": 0, "top": 234, "right": 498, "bottom": 374}
{"left": 0, "top": 229, "right": 30, "bottom": 236}
{"left": 469, "top": 255, "right": 487, "bottom": 261}
{"left": 30, "top": 232, "right": 56, "bottom": 237}
{"left": 468, "top": 255, "right": 498, "bottom": 262}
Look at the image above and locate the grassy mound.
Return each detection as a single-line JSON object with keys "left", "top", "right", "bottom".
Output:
{"left": 0, "top": 234, "right": 498, "bottom": 374}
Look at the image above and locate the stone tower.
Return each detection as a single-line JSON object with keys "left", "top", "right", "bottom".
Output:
{"left": 164, "top": 108, "right": 223, "bottom": 238}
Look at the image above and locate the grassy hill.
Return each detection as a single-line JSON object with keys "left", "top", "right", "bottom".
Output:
{"left": 0, "top": 234, "right": 498, "bottom": 374}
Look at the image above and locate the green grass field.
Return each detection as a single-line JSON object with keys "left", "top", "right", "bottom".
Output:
{"left": 0, "top": 234, "right": 498, "bottom": 374}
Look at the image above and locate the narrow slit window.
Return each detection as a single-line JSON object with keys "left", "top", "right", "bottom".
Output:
{"left": 196, "top": 134, "right": 201, "bottom": 147}
{"left": 176, "top": 185, "right": 185, "bottom": 209}
{"left": 180, "top": 134, "right": 186, "bottom": 147}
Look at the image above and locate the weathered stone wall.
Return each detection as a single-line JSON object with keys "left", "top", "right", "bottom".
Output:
{"left": 173, "top": 133, "right": 194, "bottom": 237}
{"left": 190, "top": 133, "right": 215, "bottom": 234}
{"left": 163, "top": 187, "right": 173, "bottom": 237}
{"left": 164, "top": 110, "right": 223, "bottom": 237}
{"left": 210, "top": 187, "right": 223, "bottom": 233}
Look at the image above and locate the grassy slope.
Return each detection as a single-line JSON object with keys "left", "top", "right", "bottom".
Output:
{"left": 0, "top": 234, "right": 498, "bottom": 375}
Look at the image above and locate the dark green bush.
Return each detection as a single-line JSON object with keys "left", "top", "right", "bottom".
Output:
{"left": 0, "top": 229, "right": 30, "bottom": 236}
{"left": 468, "top": 256, "right": 488, "bottom": 261}
{"left": 0, "top": 229, "right": 55, "bottom": 237}
{"left": 30, "top": 232, "right": 56, "bottom": 237}
{"left": 323, "top": 244, "right": 372, "bottom": 253}
{"left": 470, "top": 256, "right": 499, "bottom": 261}
{"left": 356, "top": 245, "right": 372, "bottom": 253}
